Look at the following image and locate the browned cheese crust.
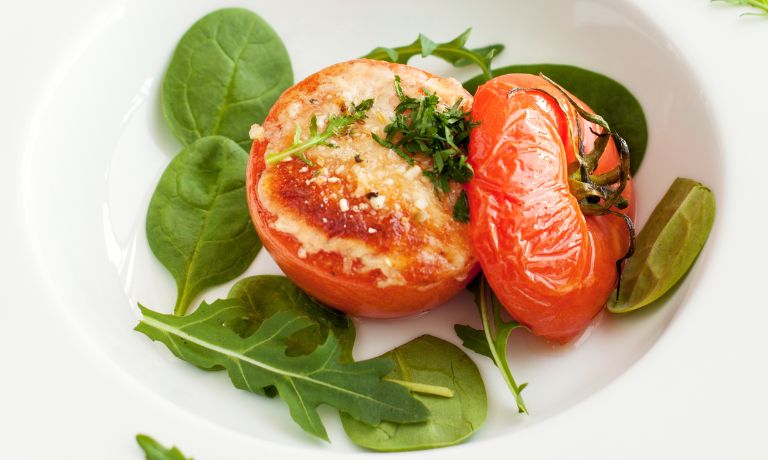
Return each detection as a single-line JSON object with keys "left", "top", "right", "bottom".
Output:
{"left": 248, "top": 59, "right": 477, "bottom": 316}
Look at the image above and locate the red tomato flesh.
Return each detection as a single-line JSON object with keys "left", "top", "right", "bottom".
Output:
{"left": 467, "top": 74, "right": 635, "bottom": 343}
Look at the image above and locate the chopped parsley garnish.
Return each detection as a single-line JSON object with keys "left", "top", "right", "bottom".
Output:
{"left": 372, "top": 75, "right": 475, "bottom": 221}
{"left": 453, "top": 190, "right": 470, "bottom": 223}
{"left": 265, "top": 99, "right": 374, "bottom": 165}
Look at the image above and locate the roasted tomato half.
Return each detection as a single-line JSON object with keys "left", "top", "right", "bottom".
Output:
{"left": 467, "top": 73, "right": 635, "bottom": 343}
{"left": 247, "top": 59, "right": 478, "bottom": 318}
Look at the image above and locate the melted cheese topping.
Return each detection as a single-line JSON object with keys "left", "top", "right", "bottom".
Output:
{"left": 257, "top": 60, "right": 473, "bottom": 287}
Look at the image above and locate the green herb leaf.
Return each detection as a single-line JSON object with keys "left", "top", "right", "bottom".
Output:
{"left": 136, "top": 435, "right": 192, "bottom": 460}
{"left": 373, "top": 77, "right": 475, "bottom": 221}
{"left": 227, "top": 275, "right": 355, "bottom": 362}
{"left": 454, "top": 44, "right": 506, "bottom": 67}
{"left": 610, "top": 178, "right": 715, "bottom": 313}
{"left": 264, "top": 99, "right": 374, "bottom": 165}
{"left": 135, "top": 300, "right": 429, "bottom": 441}
{"left": 465, "top": 276, "right": 528, "bottom": 414}
{"left": 452, "top": 190, "right": 470, "bottom": 223}
{"left": 162, "top": 8, "right": 293, "bottom": 150}
{"left": 713, "top": 0, "right": 768, "bottom": 16}
{"left": 454, "top": 324, "right": 492, "bottom": 359}
{"left": 464, "top": 64, "right": 648, "bottom": 175}
{"left": 362, "top": 28, "right": 503, "bottom": 81}
{"left": 419, "top": 34, "right": 438, "bottom": 57}
{"left": 341, "top": 335, "right": 487, "bottom": 452}
{"left": 146, "top": 136, "right": 261, "bottom": 315}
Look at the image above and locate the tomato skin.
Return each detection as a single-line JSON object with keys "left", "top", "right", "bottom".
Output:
{"left": 467, "top": 74, "right": 635, "bottom": 343}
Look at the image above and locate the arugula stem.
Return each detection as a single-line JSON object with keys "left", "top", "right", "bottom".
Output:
{"left": 367, "top": 45, "right": 492, "bottom": 80}
{"left": 265, "top": 134, "right": 329, "bottom": 165}
{"left": 264, "top": 99, "right": 373, "bottom": 166}
{"left": 478, "top": 277, "right": 528, "bottom": 414}
{"left": 384, "top": 378, "right": 455, "bottom": 398}
{"left": 140, "top": 314, "right": 380, "bottom": 399}
{"left": 365, "top": 45, "right": 417, "bottom": 61}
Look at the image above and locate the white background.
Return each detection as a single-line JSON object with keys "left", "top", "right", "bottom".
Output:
{"left": 1, "top": 0, "right": 767, "bottom": 458}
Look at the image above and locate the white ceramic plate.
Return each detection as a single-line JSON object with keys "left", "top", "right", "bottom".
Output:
{"left": 2, "top": 0, "right": 767, "bottom": 458}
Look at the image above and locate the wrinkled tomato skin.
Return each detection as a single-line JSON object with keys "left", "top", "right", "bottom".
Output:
{"left": 467, "top": 74, "right": 635, "bottom": 343}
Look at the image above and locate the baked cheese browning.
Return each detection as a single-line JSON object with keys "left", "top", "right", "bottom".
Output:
{"left": 255, "top": 59, "right": 473, "bottom": 288}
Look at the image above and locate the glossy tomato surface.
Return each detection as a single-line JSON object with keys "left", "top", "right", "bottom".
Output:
{"left": 467, "top": 74, "right": 635, "bottom": 343}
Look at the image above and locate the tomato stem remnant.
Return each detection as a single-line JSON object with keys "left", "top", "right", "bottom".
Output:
{"left": 508, "top": 74, "right": 636, "bottom": 292}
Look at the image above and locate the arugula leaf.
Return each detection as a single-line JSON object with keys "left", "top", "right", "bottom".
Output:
{"left": 341, "top": 335, "right": 487, "bottom": 452}
{"left": 227, "top": 275, "right": 355, "bottom": 362}
{"left": 463, "top": 276, "right": 528, "bottom": 414}
{"left": 136, "top": 435, "right": 192, "bottom": 460}
{"left": 610, "top": 178, "right": 715, "bottom": 313}
{"left": 162, "top": 8, "right": 293, "bottom": 150}
{"left": 146, "top": 136, "right": 260, "bottom": 315}
{"left": 713, "top": 0, "right": 768, "bottom": 15}
{"left": 264, "top": 99, "right": 374, "bottom": 165}
{"left": 464, "top": 64, "right": 648, "bottom": 175}
{"left": 135, "top": 300, "right": 429, "bottom": 441}
{"left": 362, "top": 28, "right": 503, "bottom": 81}
{"left": 454, "top": 324, "right": 492, "bottom": 359}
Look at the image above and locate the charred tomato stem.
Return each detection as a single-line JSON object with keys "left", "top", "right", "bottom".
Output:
{"left": 509, "top": 74, "right": 637, "bottom": 296}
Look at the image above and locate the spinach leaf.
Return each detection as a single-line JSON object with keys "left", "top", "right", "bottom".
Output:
{"left": 464, "top": 64, "right": 648, "bottom": 175}
{"left": 136, "top": 434, "right": 192, "bottom": 460}
{"left": 341, "top": 335, "right": 487, "bottom": 452}
{"left": 227, "top": 275, "right": 355, "bottom": 362}
{"left": 610, "top": 178, "right": 715, "bottom": 313}
{"left": 162, "top": 8, "right": 293, "bottom": 150}
{"left": 135, "top": 300, "right": 429, "bottom": 441}
{"left": 146, "top": 136, "right": 260, "bottom": 315}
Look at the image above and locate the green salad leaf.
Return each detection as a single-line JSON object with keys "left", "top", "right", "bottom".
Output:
{"left": 146, "top": 136, "right": 260, "bottom": 315}
{"left": 713, "top": 0, "right": 768, "bottom": 16}
{"left": 341, "top": 335, "right": 487, "bottom": 452}
{"left": 611, "top": 177, "right": 715, "bottom": 313}
{"left": 264, "top": 98, "right": 374, "bottom": 165}
{"left": 362, "top": 28, "right": 503, "bottom": 81}
{"left": 136, "top": 435, "right": 192, "bottom": 460}
{"left": 135, "top": 300, "right": 428, "bottom": 441}
{"left": 464, "top": 64, "right": 648, "bottom": 175}
{"left": 457, "top": 277, "right": 528, "bottom": 414}
{"left": 162, "top": 8, "right": 293, "bottom": 150}
{"left": 454, "top": 324, "right": 492, "bottom": 359}
{"left": 227, "top": 275, "right": 355, "bottom": 362}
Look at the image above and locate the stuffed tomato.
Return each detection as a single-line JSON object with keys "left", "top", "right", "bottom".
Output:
{"left": 247, "top": 59, "right": 478, "bottom": 318}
